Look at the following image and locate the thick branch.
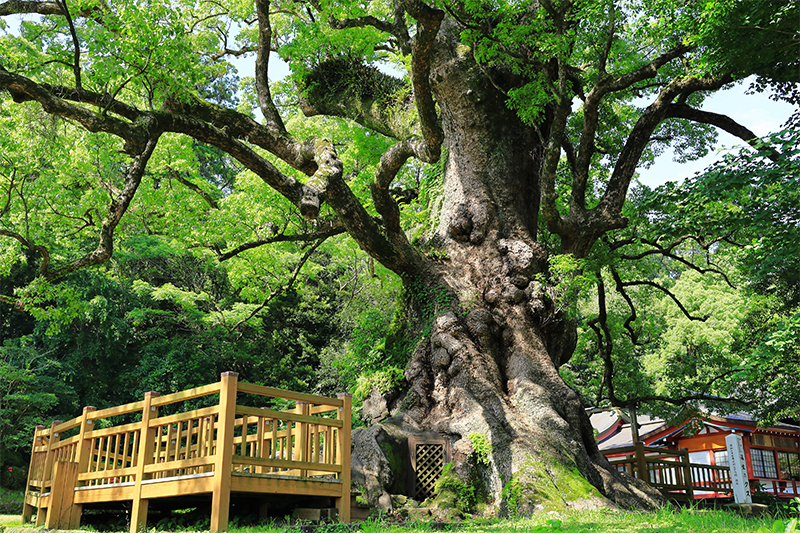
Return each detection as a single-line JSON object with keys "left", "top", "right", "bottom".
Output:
{"left": 254, "top": 0, "right": 287, "bottom": 134}
{"left": 167, "top": 94, "right": 317, "bottom": 176}
{"left": 597, "top": 73, "right": 733, "bottom": 219}
{"left": 328, "top": 4, "right": 411, "bottom": 54}
{"left": 401, "top": 0, "right": 444, "bottom": 162}
{"left": 56, "top": 0, "right": 81, "bottom": 90}
{"left": 371, "top": 137, "right": 427, "bottom": 235}
{"left": 168, "top": 169, "right": 220, "bottom": 210}
{"left": 299, "top": 66, "right": 419, "bottom": 141}
{"left": 0, "top": 230, "right": 50, "bottom": 275}
{"left": 44, "top": 136, "right": 159, "bottom": 280}
{"left": 155, "top": 111, "right": 310, "bottom": 208}
{"left": 540, "top": 49, "right": 574, "bottom": 239}
{"left": 573, "top": 44, "right": 693, "bottom": 212}
{"left": 0, "top": 71, "right": 325, "bottom": 223}
{"left": 0, "top": 0, "right": 97, "bottom": 16}
{"left": 666, "top": 103, "right": 781, "bottom": 162}
{"left": 0, "top": 68, "right": 151, "bottom": 154}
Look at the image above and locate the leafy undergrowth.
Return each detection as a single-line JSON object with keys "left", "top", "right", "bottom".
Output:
{"left": 3, "top": 506, "right": 792, "bottom": 533}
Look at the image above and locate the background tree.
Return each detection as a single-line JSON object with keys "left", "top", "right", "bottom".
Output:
{"left": 1, "top": 0, "right": 797, "bottom": 513}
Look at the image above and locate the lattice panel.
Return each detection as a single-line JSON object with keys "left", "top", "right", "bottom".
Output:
{"left": 413, "top": 442, "right": 445, "bottom": 501}
{"left": 751, "top": 434, "right": 772, "bottom": 447}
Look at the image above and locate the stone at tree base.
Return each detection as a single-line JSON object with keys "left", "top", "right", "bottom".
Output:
{"left": 351, "top": 414, "right": 422, "bottom": 511}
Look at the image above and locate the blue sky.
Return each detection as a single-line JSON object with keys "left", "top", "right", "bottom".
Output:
{"left": 635, "top": 83, "right": 795, "bottom": 188}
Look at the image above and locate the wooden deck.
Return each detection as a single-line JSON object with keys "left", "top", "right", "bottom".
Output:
{"left": 21, "top": 372, "right": 352, "bottom": 532}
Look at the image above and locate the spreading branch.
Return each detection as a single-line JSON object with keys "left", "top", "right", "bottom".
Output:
{"left": 328, "top": 4, "right": 411, "bottom": 54}
{"left": 608, "top": 267, "right": 650, "bottom": 346}
{"left": 217, "top": 225, "right": 346, "bottom": 262}
{"left": 618, "top": 279, "right": 709, "bottom": 322}
{"left": 666, "top": 103, "right": 782, "bottom": 162}
{"left": 572, "top": 44, "right": 694, "bottom": 214}
{"left": 56, "top": 0, "right": 82, "bottom": 90}
{"left": 0, "top": 0, "right": 99, "bottom": 17}
{"left": 229, "top": 237, "right": 326, "bottom": 334}
{"left": 611, "top": 235, "right": 735, "bottom": 288}
{"left": 44, "top": 136, "right": 160, "bottom": 281}
{"left": 401, "top": 0, "right": 444, "bottom": 162}
{"left": 597, "top": 73, "right": 734, "bottom": 219}
{"left": 0, "top": 230, "right": 50, "bottom": 275}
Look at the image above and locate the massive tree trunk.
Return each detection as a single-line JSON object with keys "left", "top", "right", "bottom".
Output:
{"left": 351, "top": 19, "right": 663, "bottom": 515}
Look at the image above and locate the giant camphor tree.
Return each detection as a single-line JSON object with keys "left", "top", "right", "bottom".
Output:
{"left": 1, "top": 0, "right": 798, "bottom": 514}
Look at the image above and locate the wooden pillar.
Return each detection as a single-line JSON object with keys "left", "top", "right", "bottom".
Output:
{"left": 38, "top": 420, "right": 62, "bottom": 527}
{"left": 634, "top": 441, "right": 647, "bottom": 483}
{"left": 742, "top": 433, "right": 754, "bottom": 479}
{"left": 22, "top": 424, "right": 46, "bottom": 524}
{"left": 629, "top": 404, "right": 640, "bottom": 444}
{"left": 297, "top": 402, "right": 310, "bottom": 477}
{"left": 42, "top": 421, "right": 62, "bottom": 486}
{"left": 211, "top": 372, "right": 238, "bottom": 533}
{"left": 64, "top": 406, "right": 97, "bottom": 529}
{"left": 45, "top": 461, "right": 80, "bottom": 530}
{"left": 131, "top": 392, "right": 160, "bottom": 533}
{"left": 334, "top": 393, "right": 351, "bottom": 523}
{"left": 679, "top": 447, "right": 694, "bottom": 500}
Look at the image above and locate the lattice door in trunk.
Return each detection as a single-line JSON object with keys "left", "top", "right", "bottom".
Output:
{"left": 409, "top": 436, "right": 450, "bottom": 502}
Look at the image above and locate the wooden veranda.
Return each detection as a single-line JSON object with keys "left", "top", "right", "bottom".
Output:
{"left": 21, "top": 372, "right": 352, "bottom": 532}
{"left": 609, "top": 442, "right": 732, "bottom": 501}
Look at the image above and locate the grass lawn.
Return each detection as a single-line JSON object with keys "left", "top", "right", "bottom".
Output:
{"left": 0, "top": 506, "right": 793, "bottom": 533}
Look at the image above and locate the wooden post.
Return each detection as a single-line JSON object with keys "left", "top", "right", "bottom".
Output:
{"left": 22, "top": 425, "right": 46, "bottom": 524}
{"left": 298, "top": 402, "right": 310, "bottom": 477}
{"left": 679, "top": 447, "right": 694, "bottom": 500}
{"left": 64, "top": 406, "right": 96, "bottom": 529}
{"left": 629, "top": 404, "right": 640, "bottom": 444}
{"left": 45, "top": 461, "right": 80, "bottom": 530}
{"left": 211, "top": 372, "right": 238, "bottom": 533}
{"left": 42, "top": 421, "right": 62, "bottom": 487}
{"left": 634, "top": 441, "right": 647, "bottom": 483}
{"left": 36, "top": 420, "right": 63, "bottom": 527}
{"left": 334, "top": 393, "right": 351, "bottom": 523}
{"left": 130, "top": 392, "right": 160, "bottom": 533}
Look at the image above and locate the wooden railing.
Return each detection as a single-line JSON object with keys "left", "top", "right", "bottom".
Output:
{"left": 607, "top": 442, "right": 732, "bottom": 501}
{"left": 22, "top": 372, "right": 351, "bottom": 533}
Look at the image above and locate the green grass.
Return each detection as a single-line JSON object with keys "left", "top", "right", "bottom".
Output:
{"left": 0, "top": 506, "right": 791, "bottom": 533}
{"left": 0, "top": 514, "right": 24, "bottom": 529}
